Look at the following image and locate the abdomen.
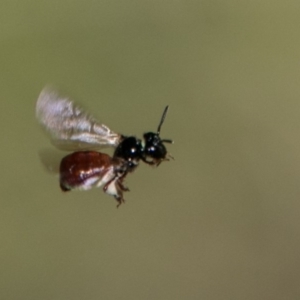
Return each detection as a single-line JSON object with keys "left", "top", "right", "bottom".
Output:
{"left": 59, "top": 151, "right": 114, "bottom": 191}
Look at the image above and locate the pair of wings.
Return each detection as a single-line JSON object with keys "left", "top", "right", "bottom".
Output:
{"left": 36, "top": 88, "right": 122, "bottom": 151}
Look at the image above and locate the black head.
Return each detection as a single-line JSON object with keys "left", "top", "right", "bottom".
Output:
{"left": 142, "top": 106, "right": 173, "bottom": 165}
{"left": 113, "top": 136, "right": 143, "bottom": 171}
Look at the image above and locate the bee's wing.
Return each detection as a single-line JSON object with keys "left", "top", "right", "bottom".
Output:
{"left": 36, "top": 87, "right": 122, "bottom": 151}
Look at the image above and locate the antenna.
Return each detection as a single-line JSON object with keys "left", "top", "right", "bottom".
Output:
{"left": 157, "top": 106, "right": 173, "bottom": 144}
{"left": 157, "top": 106, "right": 169, "bottom": 135}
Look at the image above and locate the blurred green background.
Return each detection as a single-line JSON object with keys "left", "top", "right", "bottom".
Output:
{"left": 1, "top": 1, "right": 300, "bottom": 299}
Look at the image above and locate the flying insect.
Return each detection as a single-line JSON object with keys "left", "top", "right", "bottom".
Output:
{"left": 36, "top": 88, "right": 173, "bottom": 206}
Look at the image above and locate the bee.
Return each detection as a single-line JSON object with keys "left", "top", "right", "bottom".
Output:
{"left": 36, "top": 88, "right": 173, "bottom": 207}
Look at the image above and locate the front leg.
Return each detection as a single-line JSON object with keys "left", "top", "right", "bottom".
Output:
{"left": 141, "top": 157, "right": 156, "bottom": 165}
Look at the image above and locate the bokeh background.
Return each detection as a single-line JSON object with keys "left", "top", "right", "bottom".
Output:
{"left": 1, "top": 1, "right": 300, "bottom": 299}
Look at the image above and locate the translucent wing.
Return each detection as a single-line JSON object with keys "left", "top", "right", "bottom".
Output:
{"left": 36, "top": 87, "right": 122, "bottom": 150}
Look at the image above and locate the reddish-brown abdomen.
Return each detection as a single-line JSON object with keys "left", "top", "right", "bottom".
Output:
{"left": 59, "top": 151, "right": 113, "bottom": 190}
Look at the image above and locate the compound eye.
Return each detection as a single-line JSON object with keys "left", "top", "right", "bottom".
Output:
{"left": 147, "top": 146, "right": 156, "bottom": 154}
{"left": 149, "top": 144, "right": 167, "bottom": 159}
